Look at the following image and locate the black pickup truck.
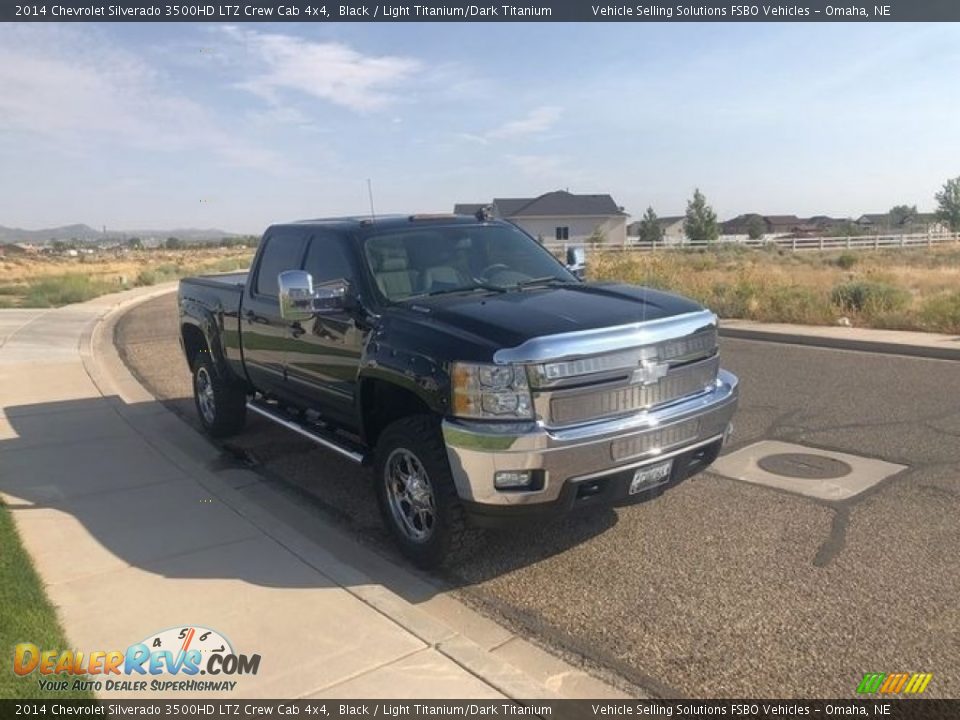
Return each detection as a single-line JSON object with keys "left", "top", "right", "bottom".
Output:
{"left": 179, "top": 214, "right": 739, "bottom": 567}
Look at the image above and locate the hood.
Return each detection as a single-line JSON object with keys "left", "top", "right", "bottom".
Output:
{"left": 402, "top": 283, "right": 704, "bottom": 350}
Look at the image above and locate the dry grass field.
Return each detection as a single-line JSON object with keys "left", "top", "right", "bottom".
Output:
{"left": 590, "top": 243, "right": 960, "bottom": 334}
{"left": 0, "top": 247, "right": 254, "bottom": 308}
{"left": 3, "top": 243, "right": 960, "bottom": 333}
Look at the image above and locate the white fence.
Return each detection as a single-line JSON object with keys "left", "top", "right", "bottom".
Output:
{"left": 543, "top": 232, "right": 960, "bottom": 256}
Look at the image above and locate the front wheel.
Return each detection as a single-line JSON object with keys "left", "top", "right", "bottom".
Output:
{"left": 192, "top": 356, "right": 247, "bottom": 438}
{"left": 374, "top": 415, "right": 478, "bottom": 569}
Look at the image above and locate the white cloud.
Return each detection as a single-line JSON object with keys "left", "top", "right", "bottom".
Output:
{"left": 487, "top": 106, "right": 562, "bottom": 140}
{"left": 0, "top": 26, "right": 284, "bottom": 174}
{"left": 457, "top": 106, "right": 563, "bottom": 146}
{"left": 224, "top": 27, "right": 422, "bottom": 112}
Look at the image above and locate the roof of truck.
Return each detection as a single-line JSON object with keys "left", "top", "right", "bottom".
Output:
{"left": 283, "top": 214, "right": 490, "bottom": 233}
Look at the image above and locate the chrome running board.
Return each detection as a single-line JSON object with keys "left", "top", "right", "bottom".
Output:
{"left": 246, "top": 399, "right": 365, "bottom": 464}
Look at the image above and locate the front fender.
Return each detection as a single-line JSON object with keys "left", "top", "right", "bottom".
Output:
{"left": 359, "top": 341, "right": 449, "bottom": 414}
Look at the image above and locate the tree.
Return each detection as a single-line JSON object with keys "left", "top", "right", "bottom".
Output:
{"left": 889, "top": 204, "right": 917, "bottom": 227}
{"left": 636, "top": 207, "right": 664, "bottom": 245}
{"left": 126, "top": 237, "right": 143, "bottom": 250}
{"left": 935, "top": 177, "right": 960, "bottom": 232}
{"left": 586, "top": 227, "right": 606, "bottom": 246}
{"left": 746, "top": 215, "right": 766, "bottom": 241}
{"left": 165, "top": 236, "right": 183, "bottom": 250}
{"left": 683, "top": 188, "right": 719, "bottom": 244}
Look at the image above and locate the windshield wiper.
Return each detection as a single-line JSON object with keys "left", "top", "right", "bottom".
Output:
{"left": 513, "top": 276, "right": 572, "bottom": 289}
{"left": 429, "top": 283, "right": 507, "bottom": 296}
{"left": 401, "top": 284, "right": 508, "bottom": 301}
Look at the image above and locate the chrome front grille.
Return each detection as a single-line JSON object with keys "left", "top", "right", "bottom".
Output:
{"left": 529, "top": 328, "right": 718, "bottom": 388}
{"left": 547, "top": 356, "right": 720, "bottom": 426}
{"left": 610, "top": 418, "right": 702, "bottom": 462}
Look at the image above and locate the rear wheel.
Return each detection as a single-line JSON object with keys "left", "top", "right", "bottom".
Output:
{"left": 374, "top": 415, "right": 478, "bottom": 569}
{"left": 192, "top": 356, "right": 247, "bottom": 438}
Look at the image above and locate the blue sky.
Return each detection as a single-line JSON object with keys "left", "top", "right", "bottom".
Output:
{"left": 2, "top": 22, "right": 959, "bottom": 233}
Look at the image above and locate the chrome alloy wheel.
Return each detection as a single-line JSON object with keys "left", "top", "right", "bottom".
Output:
{"left": 384, "top": 448, "right": 436, "bottom": 543}
{"left": 195, "top": 366, "right": 216, "bottom": 425}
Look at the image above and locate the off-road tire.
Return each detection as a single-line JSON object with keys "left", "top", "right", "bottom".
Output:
{"left": 374, "top": 415, "right": 480, "bottom": 569}
{"left": 192, "top": 356, "right": 247, "bottom": 438}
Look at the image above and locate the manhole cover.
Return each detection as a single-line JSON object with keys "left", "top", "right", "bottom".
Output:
{"left": 758, "top": 453, "right": 853, "bottom": 480}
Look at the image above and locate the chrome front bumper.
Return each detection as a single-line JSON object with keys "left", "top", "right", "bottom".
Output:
{"left": 442, "top": 369, "right": 739, "bottom": 509}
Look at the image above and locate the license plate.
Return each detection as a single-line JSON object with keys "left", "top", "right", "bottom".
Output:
{"left": 629, "top": 460, "right": 673, "bottom": 495}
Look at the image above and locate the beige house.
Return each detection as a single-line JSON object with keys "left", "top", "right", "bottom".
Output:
{"left": 455, "top": 190, "right": 628, "bottom": 246}
{"left": 627, "top": 215, "right": 686, "bottom": 245}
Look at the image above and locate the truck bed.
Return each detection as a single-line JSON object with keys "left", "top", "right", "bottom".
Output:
{"left": 179, "top": 272, "right": 247, "bottom": 318}
{"left": 182, "top": 271, "right": 249, "bottom": 289}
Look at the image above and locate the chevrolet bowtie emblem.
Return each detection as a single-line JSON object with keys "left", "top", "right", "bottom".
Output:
{"left": 632, "top": 359, "right": 669, "bottom": 385}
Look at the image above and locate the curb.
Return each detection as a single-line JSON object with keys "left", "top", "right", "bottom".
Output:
{"left": 719, "top": 325, "right": 960, "bottom": 362}
{"left": 84, "top": 286, "right": 634, "bottom": 701}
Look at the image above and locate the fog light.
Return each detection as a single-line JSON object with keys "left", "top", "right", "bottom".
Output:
{"left": 494, "top": 470, "right": 533, "bottom": 490}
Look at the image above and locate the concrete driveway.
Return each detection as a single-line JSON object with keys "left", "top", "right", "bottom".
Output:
{"left": 117, "top": 292, "right": 960, "bottom": 698}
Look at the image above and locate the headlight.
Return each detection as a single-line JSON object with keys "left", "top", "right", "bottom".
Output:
{"left": 451, "top": 362, "right": 533, "bottom": 420}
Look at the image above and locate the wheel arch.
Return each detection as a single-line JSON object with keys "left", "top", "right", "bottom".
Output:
{"left": 359, "top": 375, "right": 437, "bottom": 448}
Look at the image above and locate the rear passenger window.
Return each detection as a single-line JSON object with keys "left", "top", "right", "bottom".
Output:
{"left": 256, "top": 233, "right": 307, "bottom": 296}
{"left": 304, "top": 235, "right": 353, "bottom": 285}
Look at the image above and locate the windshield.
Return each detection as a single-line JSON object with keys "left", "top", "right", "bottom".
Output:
{"left": 362, "top": 223, "right": 577, "bottom": 302}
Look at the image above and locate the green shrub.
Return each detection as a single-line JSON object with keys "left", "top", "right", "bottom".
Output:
{"left": 23, "top": 275, "right": 116, "bottom": 307}
{"left": 920, "top": 292, "right": 960, "bottom": 334}
{"left": 833, "top": 253, "right": 857, "bottom": 270}
{"left": 211, "top": 257, "right": 251, "bottom": 273}
{"left": 761, "top": 285, "right": 834, "bottom": 325}
{"left": 830, "top": 281, "right": 909, "bottom": 314}
{"left": 135, "top": 270, "right": 157, "bottom": 287}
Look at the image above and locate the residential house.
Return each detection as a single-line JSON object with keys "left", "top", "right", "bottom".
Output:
{"left": 627, "top": 216, "right": 686, "bottom": 245}
{"left": 454, "top": 190, "right": 629, "bottom": 245}
{"left": 856, "top": 213, "right": 891, "bottom": 231}
{"left": 912, "top": 213, "right": 948, "bottom": 234}
{"left": 857, "top": 212, "right": 947, "bottom": 234}
{"left": 720, "top": 214, "right": 766, "bottom": 238}
{"left": 763, "top": 215, "right": 805, "bottom": 236}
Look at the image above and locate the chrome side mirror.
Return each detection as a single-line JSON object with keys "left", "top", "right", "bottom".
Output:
{"left": 566, "top": 246, "right": 586, "bottom": 267}
{"left": 278, "top": 270, "right": 316, "bottom": 321}
{"left": 312, "top": 279, "right": 348, "bottom": 315}
{"left": 565, "top": 246, "right": 586, "bottom": 280}
{"left": 278, "top": 272, "right": 350, "bottom": 320}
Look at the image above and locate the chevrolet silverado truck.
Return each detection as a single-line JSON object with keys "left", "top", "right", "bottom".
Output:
{"left": 178, "top": 214, "right": 739, "bottom": 567}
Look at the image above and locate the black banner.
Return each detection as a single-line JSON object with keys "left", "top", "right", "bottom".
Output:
{"left": 1, "top": 700, "right": 959, "bottom": 720}
{"left": 3, "top": 0, "right": 960, "bottom": 23}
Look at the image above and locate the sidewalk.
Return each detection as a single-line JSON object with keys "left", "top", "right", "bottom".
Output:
{"left": 0, "top": 285, "right": 628, "bottom": 700}
{"left": 721, "top": 319, "right": 960, "bottom": 361}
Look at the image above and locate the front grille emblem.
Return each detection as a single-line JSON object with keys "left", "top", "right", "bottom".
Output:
{"left": 632, "top": 358, "right": 669, "bottom": 386}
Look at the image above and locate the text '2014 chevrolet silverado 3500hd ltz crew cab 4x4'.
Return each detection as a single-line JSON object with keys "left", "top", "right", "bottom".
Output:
{"left": 178, "top": 213, "right": 739, "bottom": 568}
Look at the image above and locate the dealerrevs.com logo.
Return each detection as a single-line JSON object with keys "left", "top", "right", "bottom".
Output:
{"left": 13, "top": 625, "right": 261, "bottom": 693}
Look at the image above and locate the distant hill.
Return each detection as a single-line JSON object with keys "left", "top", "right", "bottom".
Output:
{"left": 0, "top": 224, "right": 242, "bottom": 245}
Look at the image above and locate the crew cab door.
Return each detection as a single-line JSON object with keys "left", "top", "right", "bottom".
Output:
{"left": 241, "top": 228, "right": 308, "bottom": 397}
{"left": 285, "top": 232, "right": 365, "bottom": 431}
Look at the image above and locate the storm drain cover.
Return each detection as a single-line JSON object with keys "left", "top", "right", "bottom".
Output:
{"left": 758, "top": 453, "right": 853, "bottom": 480}
{"left": 710, "top": 441, "right": 906, "bottom": 501}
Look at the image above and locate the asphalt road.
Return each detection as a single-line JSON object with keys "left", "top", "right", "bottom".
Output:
{"left": 116, "top": 292, "right": 960, "bottom": 698}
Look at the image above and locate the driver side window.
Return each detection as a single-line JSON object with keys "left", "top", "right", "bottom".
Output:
{"left": 256, "top": 232, "right": 307, "bottom": 297}
{"left": 303, "top": 234, "right": 353, "bottom": 285}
